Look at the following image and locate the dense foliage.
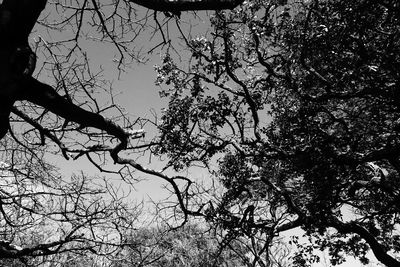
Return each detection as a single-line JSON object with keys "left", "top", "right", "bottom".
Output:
{"left": 154, "top": 0, "right": 400, "bottom": 266}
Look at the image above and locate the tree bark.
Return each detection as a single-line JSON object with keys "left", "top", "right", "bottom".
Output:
{"left": 0, "top": 0, "right": 47, "bottom": 46}
{"left": 0, "top": 0, "right": 48, "bottom": 138}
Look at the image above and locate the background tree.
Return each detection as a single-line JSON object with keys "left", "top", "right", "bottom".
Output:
{"left": 111, "top": 223, "right": 292, "bottom": 267}
{"left": 0, "top": 134, "right": 143, "bottom": 262}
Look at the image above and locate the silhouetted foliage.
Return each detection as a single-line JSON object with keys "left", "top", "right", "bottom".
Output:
{"left": 154, "top": 0, "right": 400, "bottom": 266}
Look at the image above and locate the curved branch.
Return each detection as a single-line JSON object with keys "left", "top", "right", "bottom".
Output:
{"left": 111, "top": 150, "right": 201, "bottom": 221}
{"left": 222, "top": 30, "right": 260, "bottom": 140}
{"left": 330, "top": 217, "right": 400, "bottom": 267}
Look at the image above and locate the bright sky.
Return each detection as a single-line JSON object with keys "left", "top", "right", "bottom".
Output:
{"left": 31, "top": 5, "right": 218, "bottom": 203}
{"left": 22, "top": 2, "right": 391, "bottom": 266}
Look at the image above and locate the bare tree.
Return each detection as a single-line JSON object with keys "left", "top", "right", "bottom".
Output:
{"left": 0, "top": 0, "right": 245, "bottom": 261}
{"left": 0, "top": 135, "right": 143, "bottom": 261}
{"left": 111, "top": 222, "right": 292, "bottom": 267}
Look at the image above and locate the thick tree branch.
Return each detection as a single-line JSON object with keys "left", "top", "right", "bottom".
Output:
{"left": 129, "top": 0, "right": 244, "bottom": 11}
{"left": 0, "top": 236, "right": 81, "bottom": 258}
{"left": 21, "top": 77, "right": 129, "bottom": 141}
{"left": 330, "top": 218, "right": 400, "bottom": 267}
{"left": 0, "top": 0, "right": 47, "bottom": 138}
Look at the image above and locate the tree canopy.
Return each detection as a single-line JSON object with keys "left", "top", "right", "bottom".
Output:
{"left": 153, "top": 0, "right": 400, "bottom": 266}
{"left": 0, "top": 0, "right": 399, "bottom": 266}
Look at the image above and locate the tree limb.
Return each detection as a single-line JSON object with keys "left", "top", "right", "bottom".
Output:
{"left": 21, "top": 77, "right": 129, "bottom": 141}
{"left": 330, "top": 217, "right": 400, "bottom": 267}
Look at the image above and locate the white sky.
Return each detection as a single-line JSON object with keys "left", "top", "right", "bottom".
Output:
{"left": 17, "top": 2, "right": 395, "bottom": 266}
